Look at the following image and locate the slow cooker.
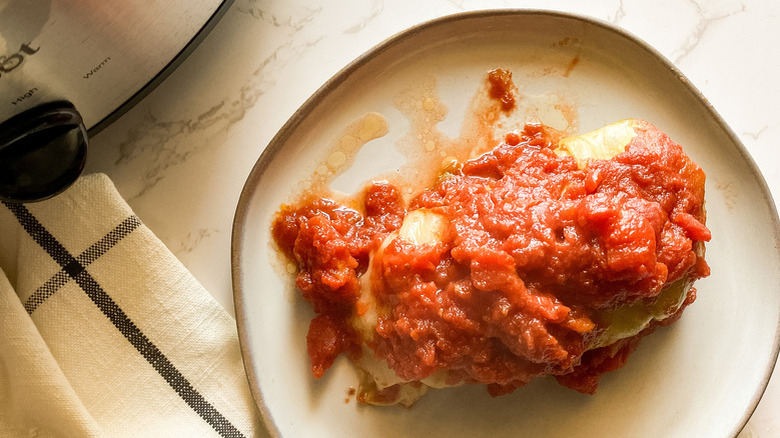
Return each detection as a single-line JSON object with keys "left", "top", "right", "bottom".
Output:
{"left": 0, "top": 0, "right": 233, "bottom": 202}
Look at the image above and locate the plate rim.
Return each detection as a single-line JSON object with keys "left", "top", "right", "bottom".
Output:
{"left": 231, "top": 8, "right": 780, "bottom": 438}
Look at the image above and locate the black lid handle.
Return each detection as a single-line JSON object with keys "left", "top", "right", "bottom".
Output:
{"left": 0, "top": 101, "right": 88, "bottom": 203}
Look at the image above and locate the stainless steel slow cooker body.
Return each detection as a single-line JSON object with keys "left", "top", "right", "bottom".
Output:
{"left": 0, "top": 0, "right": 233, "bottom": 202}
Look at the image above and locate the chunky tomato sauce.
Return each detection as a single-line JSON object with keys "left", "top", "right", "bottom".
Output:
{"left": 487, "top": 68, "right": 516, "bottom": 112}
{"left": 272, "top": 121, "right": 710, "bottom": 397}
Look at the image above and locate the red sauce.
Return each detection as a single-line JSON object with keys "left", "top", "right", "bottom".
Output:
{"left": 487, "top": 68, "right": 516, "bottom": 112}
{"left": 563, "top": 55, "right": 580, "bottom": 77}
{"left": 272, "top": 121, "right": 710, "bottom": 397}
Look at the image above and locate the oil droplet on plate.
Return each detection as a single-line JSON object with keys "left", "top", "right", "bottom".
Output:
{"left": 327, "top": 151, "right": 347, "bottom": 169}
{"left": 359, "top": 113, "right": 384, "bottom": 140}
{"left": 339, "top": 135, "right": 359, "bottom": 151}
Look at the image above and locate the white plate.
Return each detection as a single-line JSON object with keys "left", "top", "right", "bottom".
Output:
{"left": 232, "top": 10, "right": 780, "bottom": 438}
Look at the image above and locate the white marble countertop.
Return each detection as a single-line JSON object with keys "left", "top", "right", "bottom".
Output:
{"left": 84, "top": 0, "right": 780, "bottom": 436}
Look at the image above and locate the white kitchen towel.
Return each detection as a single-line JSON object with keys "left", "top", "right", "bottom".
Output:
{"left": 0, "top": 173, "right": 264, "bottom": 437}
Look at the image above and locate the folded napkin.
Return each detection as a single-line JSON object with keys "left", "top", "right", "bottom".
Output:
{"left": 0, "top": 174, "right": 264, "bottom": 437}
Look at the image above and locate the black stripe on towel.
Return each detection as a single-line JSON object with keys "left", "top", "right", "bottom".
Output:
{"left": 24, "top": 215, "right": 142, "bottom": 313}
{"left": 3, "top": 202, "right": 245, "bottom": 438}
